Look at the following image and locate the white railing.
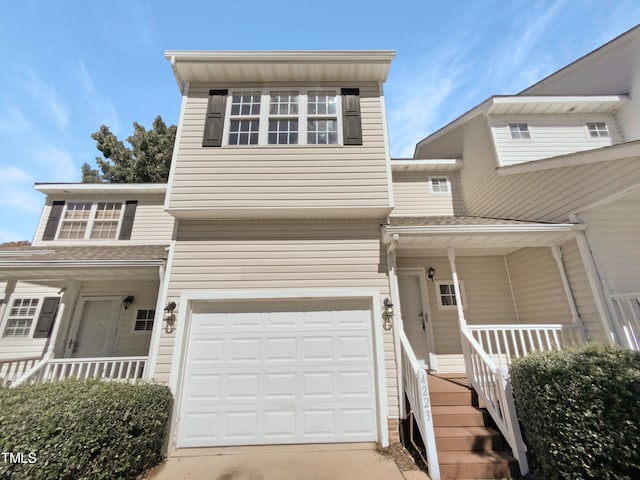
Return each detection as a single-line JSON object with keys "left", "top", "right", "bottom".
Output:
{"left": 460, "top": 328, "right": 529, "bottom": 477}
{"left": 467, "top": 323, "right": 583, "bottom": 369}
{"left": 0, "top": 356, "right": 41, "bottom": 387}
{"left": 610, "top": 292, "right": 640, "bottom": 351}
{"left": 13, "top": 356, "right": 147, "bottom": 386}
{"left": 400, "top": 331, "right": 440, "bottom": 480}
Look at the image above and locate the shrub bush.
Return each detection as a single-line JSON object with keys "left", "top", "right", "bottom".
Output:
{"left": 510, "top": 343, "right": 640, "bottom": 480}
{"left": 0, "top": 380, "right": 173, "bottom": 480}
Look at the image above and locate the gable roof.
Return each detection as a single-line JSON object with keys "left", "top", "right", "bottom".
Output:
{"left": 0, "top": 245, "right": 168, "bottom": 266}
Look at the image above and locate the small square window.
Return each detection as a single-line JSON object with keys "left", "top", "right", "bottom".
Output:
{"left": 586, "top": 122, "right": 609, "bottom": 138}
{"left": 134, "top": 309, "right": 155, "bottom": 332}
{"left": 431, "top": 177, "right": 450, "bottom": 193}
{"left": 509, "top": 123, "right": 530, "bottom": 139}
{"left": 435, "top": 282, "right": 465, "bottom": 310}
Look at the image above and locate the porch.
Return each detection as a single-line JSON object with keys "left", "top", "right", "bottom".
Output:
{"left": 384, "top": 216, "right": 597, "bottom": 479}
{"left": 0, "top": 245, "right": 168, "bottom": 387}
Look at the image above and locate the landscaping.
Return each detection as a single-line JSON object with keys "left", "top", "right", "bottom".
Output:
{"left": 510, "top": 343, "right": 640, "bottom": 480}
{"left": 0, "top": 380, "right": 173, "bottom": 480}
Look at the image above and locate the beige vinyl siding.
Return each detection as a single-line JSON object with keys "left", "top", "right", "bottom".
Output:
{"left": 396, "top": 255, "right": 518, "bottom": 355}
{"left": 457, "top": 116, "right": 640, "bottom": 222}
{"left": 33, "top": 194, "right": 173, "bottom": 245}
{"left": 391, "top": 172, "right": 464, "bottom": 216}
{"left": 580, "top": 190, "right": 640, "bottom": 295}
{"left": 167, "top": 83, "right": 391, "bottom": 215}
{"left": 77, "top": 280, "right": 159, "bottom": 356}
{"left": 505, "top": 247, "right": 572, "bottom": 324}
{"left": 490, "top": 114, "right": 623, "bottom": 166}
{"left": 156, "top": 219, "right": 398, "bottom": 415}
{"left": 560, "top": 239, "right": 607, "bottom": 343}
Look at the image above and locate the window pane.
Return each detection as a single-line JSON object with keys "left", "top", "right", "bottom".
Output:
{"left": 268, "top": 119, "right": 298, "bottom": 145}
{"left": 230, "top": 93, "right": 261, "bottom": 116}
{"left": 229, "top": 120, "right": 259, "bottom": 145}
{"left": 4, "top": 298, "right": 39, "bottom": 337}
{"left": 269, "top": 91, "right": 299, "bottom": 115}
{"left": 308, "top": 119, "right": 338, "bottom": 145}
{"left": 308, "top": 91, "right": 336, "bottom": 116}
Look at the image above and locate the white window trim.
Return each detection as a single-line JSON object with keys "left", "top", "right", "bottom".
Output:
{"left": 434, "top": 280, "right": 467, "bottom": 311}
{"left": 56, "top": 201, "right": 124, "bottom": 241}
{"left": 132, "top": 307, "right": 156, "bottom": 335}
{"left": 222, "top": 88, "right": 343, "bottom": 147}
{"left": 585, "top": 122, "right": 610, "bottom": 139}
{"left": 0, "top": 295, "right": 46, "bottom": 340}
{"left": 429, "top": 176, "right": 450, "bottom": 194}
{"left": 507, "top": 123, "right": 532, "bottom": 141}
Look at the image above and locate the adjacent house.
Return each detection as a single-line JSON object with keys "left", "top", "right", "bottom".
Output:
{"left": 1, "top": 24, "right": 638, "bottom": 480}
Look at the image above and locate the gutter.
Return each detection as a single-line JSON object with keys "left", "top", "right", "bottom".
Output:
{"left": 385, "top": 223, "right": 585, "bottom": 235}
{"left": 0, "top": 260, "right": 166, "bottom": 269}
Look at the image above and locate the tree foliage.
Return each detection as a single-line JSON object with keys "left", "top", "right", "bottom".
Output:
{"left": 82, "top": 116, "right": 176, "bottom": 183}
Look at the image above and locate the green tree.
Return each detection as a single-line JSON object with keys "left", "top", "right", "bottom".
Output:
{"left": 82, "top": 116, "right": 177, "bottom": 183}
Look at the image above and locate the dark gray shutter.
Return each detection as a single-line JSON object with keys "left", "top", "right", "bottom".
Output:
{"left": 203, "top": 89, "right": 228, "bottom": 147}
{"left": 341, "top": 88, "right": 362, "bottom": 145}
{"left": 33, "top": 297, "right": 60, "bottom": 338}
{"left": 118, "top": 200, "right": 138, "bottom": 240}
{"left": 42, "top": 201, "right": 65, "bottom": 240}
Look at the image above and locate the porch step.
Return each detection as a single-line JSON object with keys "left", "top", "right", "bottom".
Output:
{"left": 434, "top": 426, "right": 504, "bottom": 451}
{"left": 438, "top": 451, "right": 518, "bottom": 480}
{"left": 431, "top": 406, "right": 488, "bottom": 427}
{"left": 428, "top": 375, "right": 476, "bottom": 406}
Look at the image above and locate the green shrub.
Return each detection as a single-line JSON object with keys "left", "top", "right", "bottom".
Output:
{"left": 510, "top": 343, "right": 640, "bottom": 480}
{"left": 0, "top": 380, "right": 173, "bottom": 480}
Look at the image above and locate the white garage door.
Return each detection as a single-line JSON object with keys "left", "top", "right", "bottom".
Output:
{"left": 177, "top": 299, "right": 378, "bottom": 447}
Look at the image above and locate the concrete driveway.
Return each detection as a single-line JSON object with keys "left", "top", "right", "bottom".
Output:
{"left": 145, "top": 443, "right": 429, "bottom": 480}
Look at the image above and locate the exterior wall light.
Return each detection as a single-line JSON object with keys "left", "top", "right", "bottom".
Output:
{"left": 164, "top": 301, "right": 177, "bottom": 333}
{"left": 382, "top": 297, "right": 394, "bottom": 330}
{"left": 123, "top": 295, "right": 135, "bottom": 310}
{"left": 427, "top": 267, "right": 436, "bottom": 282}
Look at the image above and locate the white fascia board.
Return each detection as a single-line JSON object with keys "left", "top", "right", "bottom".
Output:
{"left": 34, "top": 183, "right": 168, "bottom": 195}
{"left": 490, "top": 94, "right": 629, "bottom": 106}
{"left": 385, "top": 224, "right": 585, "bottom": 235}
{"left": 391, "top": 159, "right": 462, "bottom": 171}
{"left": 0, "top": 260, "right": 165, "bottom": 268}
{"left": 497, "top": 140, "right": 640, "bottom": 175}
{"left": 164, "top": 50, "right": 396, "bottom": 63}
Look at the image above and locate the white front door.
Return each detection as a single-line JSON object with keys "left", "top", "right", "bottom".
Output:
{"left": 177, "top": 299, "right": 378, "bottom": 448}
{"left": 398, "top": 270, "right": 435, "bottom": 366}
{"left": 67, "top": 298, "right": 121, "bottom": 358}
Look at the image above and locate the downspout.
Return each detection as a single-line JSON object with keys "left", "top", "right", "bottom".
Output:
{"left": 384, "top": 232, "right": 405, "bottom": 419}
{"left": 551, "top": 245, "right": 588, "bottom": 342}
{"left": 447, "top": 247, "right": 471, "bottom": 375}
{"left": 146, "top": 259, "right": 168, "bottom": 380}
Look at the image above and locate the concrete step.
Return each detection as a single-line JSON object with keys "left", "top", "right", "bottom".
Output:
{"left": 431, "top": 405, "right": 488, "bottom": 427}
{"left": 434, "top": 426, "right": 504, "bottom": 452}
{"left": 438, "top": 451, "right": 518, "bottom": 480}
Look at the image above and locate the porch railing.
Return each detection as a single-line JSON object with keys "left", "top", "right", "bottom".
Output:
{"left": 400, "top": 331, "right": 440, "bottom": 480}
{"left": 610, "top": 292, "right": 640, "bottom": 351}
{"left": 0, "top": 356, "right": 41, "bottom": 387}
{"left": 460, "top": 327, "right": 529, "bottom": 476}
{"left": 13, "top": 356, "right": 147, "bottom": 386}
{"left": 467, "top": 323, "right": 584, "bottom": 368}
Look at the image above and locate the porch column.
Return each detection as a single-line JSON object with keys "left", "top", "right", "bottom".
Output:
{"left": 447, "top": 247, "right": 472, "bottom": 377}
{"left": 48, "top": 281, "right": 80, "bottom": 357}
{"left": 551, "top": 245, "right": 587, "bottom": 342}
{"left": 386, "top": 233, "right": 406, "bottom": 419}
{"left": 145, "top": 262, "right": 167, "bottom": 380}
{"left": 0, "top": 279, "right": 17, "bottom": 329}
{"left": 570, "top": 214, "right": 617, "bottom": 345}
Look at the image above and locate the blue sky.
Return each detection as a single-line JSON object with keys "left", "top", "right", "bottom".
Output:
{"left": 0, "top": 1, "right": 638, "bottom": 242}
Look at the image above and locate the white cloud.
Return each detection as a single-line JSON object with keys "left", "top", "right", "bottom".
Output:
{"left": 0, "top": 106, "right": 33, "bottom": 133}
{"left": 25, "top": 71, "right": 70, "bottom": 132}
{"left": 30, "top": 146, "right": 78, "bottom": 182}
{"left": 77, "top": 60, "right": 121, "bottom": 132}
{"left": 0, "top": 166, "right": 41, "bottom": 214}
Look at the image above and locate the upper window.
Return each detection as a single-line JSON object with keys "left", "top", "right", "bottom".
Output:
{"left": 57, "top": 202, "right": 123, "bottom": 240}
{"left": 508, "top": 123, "right": 530, "bottom": 139}
{"left": 586, "top": 122, "right": 609, "bottom": 138}
{"left": 3, "top": 298, "right": 39, "bottom": 337}
{"left": 430, "top": 177, "right": 450, "bottom": 193}
{"left": 222, "top": 89, "right": 343, "bottom": 146}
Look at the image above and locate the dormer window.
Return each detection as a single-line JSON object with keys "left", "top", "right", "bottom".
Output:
{"left": 430, "top": 177, "right": 450, "bottom": 193}
{"left": 586, "top": 122, "right": 609, "bottom": 138}
{"left": 202, "top": 88, "right": 361, "bottom": 147}
{"left": 509, "top": 123, "right": 530, "bottom": 139}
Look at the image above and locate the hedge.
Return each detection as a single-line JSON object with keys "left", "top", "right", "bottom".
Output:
{"left": 510, "top": 343, "right": 640, "bottom": 480}
{"left": 0, "top": 380, "right": 173, "bottom": 480}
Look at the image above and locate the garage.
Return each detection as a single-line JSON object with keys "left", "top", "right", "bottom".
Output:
{"left": 177, "top": 298, "right": 379, "bottom": 447}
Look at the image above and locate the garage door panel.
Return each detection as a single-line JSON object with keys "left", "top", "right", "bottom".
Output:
{"left": 178, "top": 299, "right": 378, "bottom": 447}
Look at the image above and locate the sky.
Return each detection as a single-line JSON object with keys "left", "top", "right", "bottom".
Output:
{"left": 0, "top": 0, "right": 638, "bottom": 242}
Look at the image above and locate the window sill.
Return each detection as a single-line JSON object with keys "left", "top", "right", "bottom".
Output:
{"left": 220, "top": 144, "right": 345, "bottom": 149}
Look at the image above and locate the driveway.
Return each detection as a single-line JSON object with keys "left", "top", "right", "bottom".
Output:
{"left": 145, "top": 443, "right": 430, "bottom": 480}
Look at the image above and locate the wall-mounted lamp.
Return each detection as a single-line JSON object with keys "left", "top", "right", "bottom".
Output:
{"left": 123, "top": 295, "right": 135, "bottom": 310}
{"left": 164, "top": 301, "right": 177, "bottom": 333}
{"left": 382, "top": 297, "right": 394, "bottom": 331}
{"left": 427, "top": 267, "right": 436, "bottom": 282}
